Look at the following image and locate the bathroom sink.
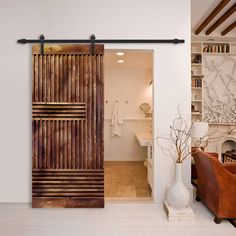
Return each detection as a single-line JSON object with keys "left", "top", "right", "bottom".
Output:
{"left": 135, "top": 132, "right": 152, "bottom": 147}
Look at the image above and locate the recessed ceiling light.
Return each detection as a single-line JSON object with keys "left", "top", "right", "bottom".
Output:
{"left": 116, "top": 52, "right": 125, "bottom": 56}
{"left": 117, "top": 59, "right": 124, "bottom": 63}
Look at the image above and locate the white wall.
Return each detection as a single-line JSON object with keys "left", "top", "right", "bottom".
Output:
{"left": 104, "top": 67, "right": 152, "bottom": 161}
{"left": 105, "top": 68, "right": 152, "bottom": 119}
{"left": 104, "top": 120, "right": 151, "bottom": 161}
{"left": 0, "top": 0, "right": 191, "bottom": 202}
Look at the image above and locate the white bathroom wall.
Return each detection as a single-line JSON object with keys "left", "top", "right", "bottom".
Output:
{"left": 0, "top": 0, "right": 191, "bottom": 202}
{"left": 104, "top": 65, "right": 152, "bottom": 161}
{"left": 104, "top": 120, "right": 152, "bottom": 161}
{"left": 105, "top": 68, "right": 152, "bottom": 120}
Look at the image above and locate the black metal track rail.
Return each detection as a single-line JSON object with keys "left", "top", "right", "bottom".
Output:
{"left": 17, "top": 34, "right": 185, "bottom": 54}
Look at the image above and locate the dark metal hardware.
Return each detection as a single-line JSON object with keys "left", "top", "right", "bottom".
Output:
{"left": 39, "top": 34, "right": 45, "bottom": 55}
{"left": 17, "top": 34, "right": 185, "bottom": 55}
{"left": 90, "top": 34, "right": 96, "bottom": 55}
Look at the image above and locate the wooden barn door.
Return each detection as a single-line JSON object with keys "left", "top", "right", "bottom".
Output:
{"left": 32, "top": 45, "right": 104, "bottom": 208}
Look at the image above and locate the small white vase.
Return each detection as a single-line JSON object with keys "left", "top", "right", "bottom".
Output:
{"left": 166, "top": 163, "right": 190, "bottom": 208}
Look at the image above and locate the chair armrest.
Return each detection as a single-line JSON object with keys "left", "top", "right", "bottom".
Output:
{"left": 223, "top": 163, "right": 236, "bottom": 174}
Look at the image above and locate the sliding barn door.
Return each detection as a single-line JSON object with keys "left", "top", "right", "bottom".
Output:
{"left": 32, "top": 45, "right": 104, "bottom": 208}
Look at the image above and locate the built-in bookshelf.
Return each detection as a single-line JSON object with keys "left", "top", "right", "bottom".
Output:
{"left": 191, "top": 42, "right": 203, "bottom": 122}
{"left": 191, "top": 41, "right": 236, "bottom": 123}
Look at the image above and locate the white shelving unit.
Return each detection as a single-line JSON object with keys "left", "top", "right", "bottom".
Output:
{"left": 191, "top": 41, "right": 235, "bottom": 123}
{"left": 191, "top": 42, "right": 203, "bottom": 122}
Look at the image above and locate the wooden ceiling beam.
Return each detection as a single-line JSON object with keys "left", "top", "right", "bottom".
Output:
{"left": 195, "top": 0, "right": 231, "bottom": 35}
{"left": 221, "top": 21, "right": 236, "bottom": 35}
{"left": 205, "top": 3, "right": 236, "bottom": 35}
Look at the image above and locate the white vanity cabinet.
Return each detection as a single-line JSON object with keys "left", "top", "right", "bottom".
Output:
{"left": 147, "top": 142, "right": 153, "bottom": 191}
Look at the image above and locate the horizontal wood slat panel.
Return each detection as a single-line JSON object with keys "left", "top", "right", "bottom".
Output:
{"left": 32, "top": 198, "right": 104, "bottom": 208}
{"left": 33, "top": 103, "right": 86, "bottom": 120}
{"left": 33, "top": 185, "right": 103, "bottom": 188}
{"left": 32, "top": 170, "right": 104, "bottom": 198}
{"left": 33, "top": 193, "right": 104, "bottom": 197}
{"left": 33, "top": 169, "right": 103, "bottom": 172}
{"left": 32, "top": 45, "right": 104, "bottom": 55}
{"left": 33, "top": 181, "right": 103, "bottom": 184}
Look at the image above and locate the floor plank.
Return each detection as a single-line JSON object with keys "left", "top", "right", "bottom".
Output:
{"left": 0, "top": 202, "right": 234, "bottom": 236}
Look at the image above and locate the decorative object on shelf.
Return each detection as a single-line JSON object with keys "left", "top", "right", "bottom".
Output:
{"left": 191, "top": 104, "right": 195, "bottom": 112}
{"left": 192, "top": 54, "right": 202, "bottom": 64}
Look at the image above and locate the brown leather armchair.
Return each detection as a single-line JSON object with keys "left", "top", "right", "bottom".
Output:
{"left": 193, "top": 150, "right": 236, "bottom": 224}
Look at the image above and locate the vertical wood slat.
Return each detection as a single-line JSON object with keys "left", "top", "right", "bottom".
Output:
{"left": 59, "top": 56, "right": 63, "bottom": 102}
{"left": 96, "top": 55, "right": 101, "bottom": 169}
{"left": 63, "top": 56, "right": 68, "bottom": 102}
{"left": 72, "top": 55, "right": 76, "bottom": 102}
{"left": 100, "top": 55, "right": 104, "bottom": 169}
{"left": 50, "top": 55, "right": 55, "bottom": 102}
{"left": 83, "top": 55, "right": 87, "bottom": 169}
{"left": 68, "top": 55, "right": 72, "bottom": 102}
{"left": 55, "top": 56, "right": 59, "bottom": 102}
{"left": 92, "top": 55, "right": 96, "bottom": 169}
{"left": 32, "top": 45, "right": 104, "bottom": 208}
{"left": 51, "top": 120, "right": 54, "bottom": 169}
{"left": 86, "top": 55, "right": 92, "bottom": 169}
{"left": 64, "top": 121, "right": 68, "bottom": 169}
{"left": 39, "top": 55, "right": 43, "bottom": 101}
{"left": 79, "top": 56, "right": 84, "bottom": 169}
{"left": 43, "top": 56, "right": 47, "bottom": 102}
{"left": 56, "top": 121, "right": 59, "bottom": 169}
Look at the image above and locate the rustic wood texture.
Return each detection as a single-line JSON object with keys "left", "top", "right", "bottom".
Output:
{"left": 32, "top": 45, "right": 104, "bottom": 208}
{"left": 194, "top": 0, "right": 231, "bottom": 35}
{"left": 221, "top": 21, "right": 236, "bottom": 35}
{"left": 32, "top": 44, "right": 104, "bottom": 55}
{"left": 205, "top": 2, "right": 236, "bottom": 35}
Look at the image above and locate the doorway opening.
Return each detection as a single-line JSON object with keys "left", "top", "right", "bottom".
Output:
{"left": 104, "top": 49, "right": 154, "bottom": 202}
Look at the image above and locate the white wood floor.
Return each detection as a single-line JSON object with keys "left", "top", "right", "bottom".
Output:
{"left": 0, "top": 202, "right": 235, "bottom": 236}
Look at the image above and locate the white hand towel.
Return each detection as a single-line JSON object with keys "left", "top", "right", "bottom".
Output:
{"left": 111, "top": 102, "right": 124, "bottom": 137}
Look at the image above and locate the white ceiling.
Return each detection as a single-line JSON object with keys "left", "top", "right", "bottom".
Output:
{"left": 104, "top": 49, "right": 153, "bottom": 70}
{"left": 192, "top": 0, "right": 236, "bottom": 38}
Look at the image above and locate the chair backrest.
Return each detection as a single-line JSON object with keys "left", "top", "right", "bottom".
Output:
{"left": 193, "top": 151, "right": 220, "bottom": 200}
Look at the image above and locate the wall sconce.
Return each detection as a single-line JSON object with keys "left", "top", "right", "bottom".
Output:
{"left": 140, "top": 103, "right": 152, "bottom": 118}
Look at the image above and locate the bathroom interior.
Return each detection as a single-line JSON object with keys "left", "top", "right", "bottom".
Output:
{"left": 104, "top": 49, "right": 154, "bottom": 201}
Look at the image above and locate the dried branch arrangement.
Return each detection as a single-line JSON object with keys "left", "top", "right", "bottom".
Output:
{"left": 156, "top": 110, "right": 196, "bottom": 163}
{"left": 157, "top": 108, "right": 236, "bottom": 163}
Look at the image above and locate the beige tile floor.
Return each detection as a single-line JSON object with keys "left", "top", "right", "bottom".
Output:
{"left": 104, "top": 161, "right": 152, "bottom": 198}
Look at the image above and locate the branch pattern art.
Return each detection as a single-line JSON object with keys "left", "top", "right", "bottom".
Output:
{"left": 203, "top": 55, "right": 236, "bottom": 124}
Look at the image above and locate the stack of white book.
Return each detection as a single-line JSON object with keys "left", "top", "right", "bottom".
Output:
{"left": 164, "top": 201, "right": 195, "bottom": 221}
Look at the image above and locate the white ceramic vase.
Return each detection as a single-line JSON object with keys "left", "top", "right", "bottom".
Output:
{"left": 166, "top": 163, "right": 190, "bottom": 208}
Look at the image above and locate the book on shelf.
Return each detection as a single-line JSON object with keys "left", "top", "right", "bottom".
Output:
{"left": 191, "top": 78, "right": 202, "bottom": 87}
{"left": 203, "top": 44, "right": 229, "bottom": 53}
